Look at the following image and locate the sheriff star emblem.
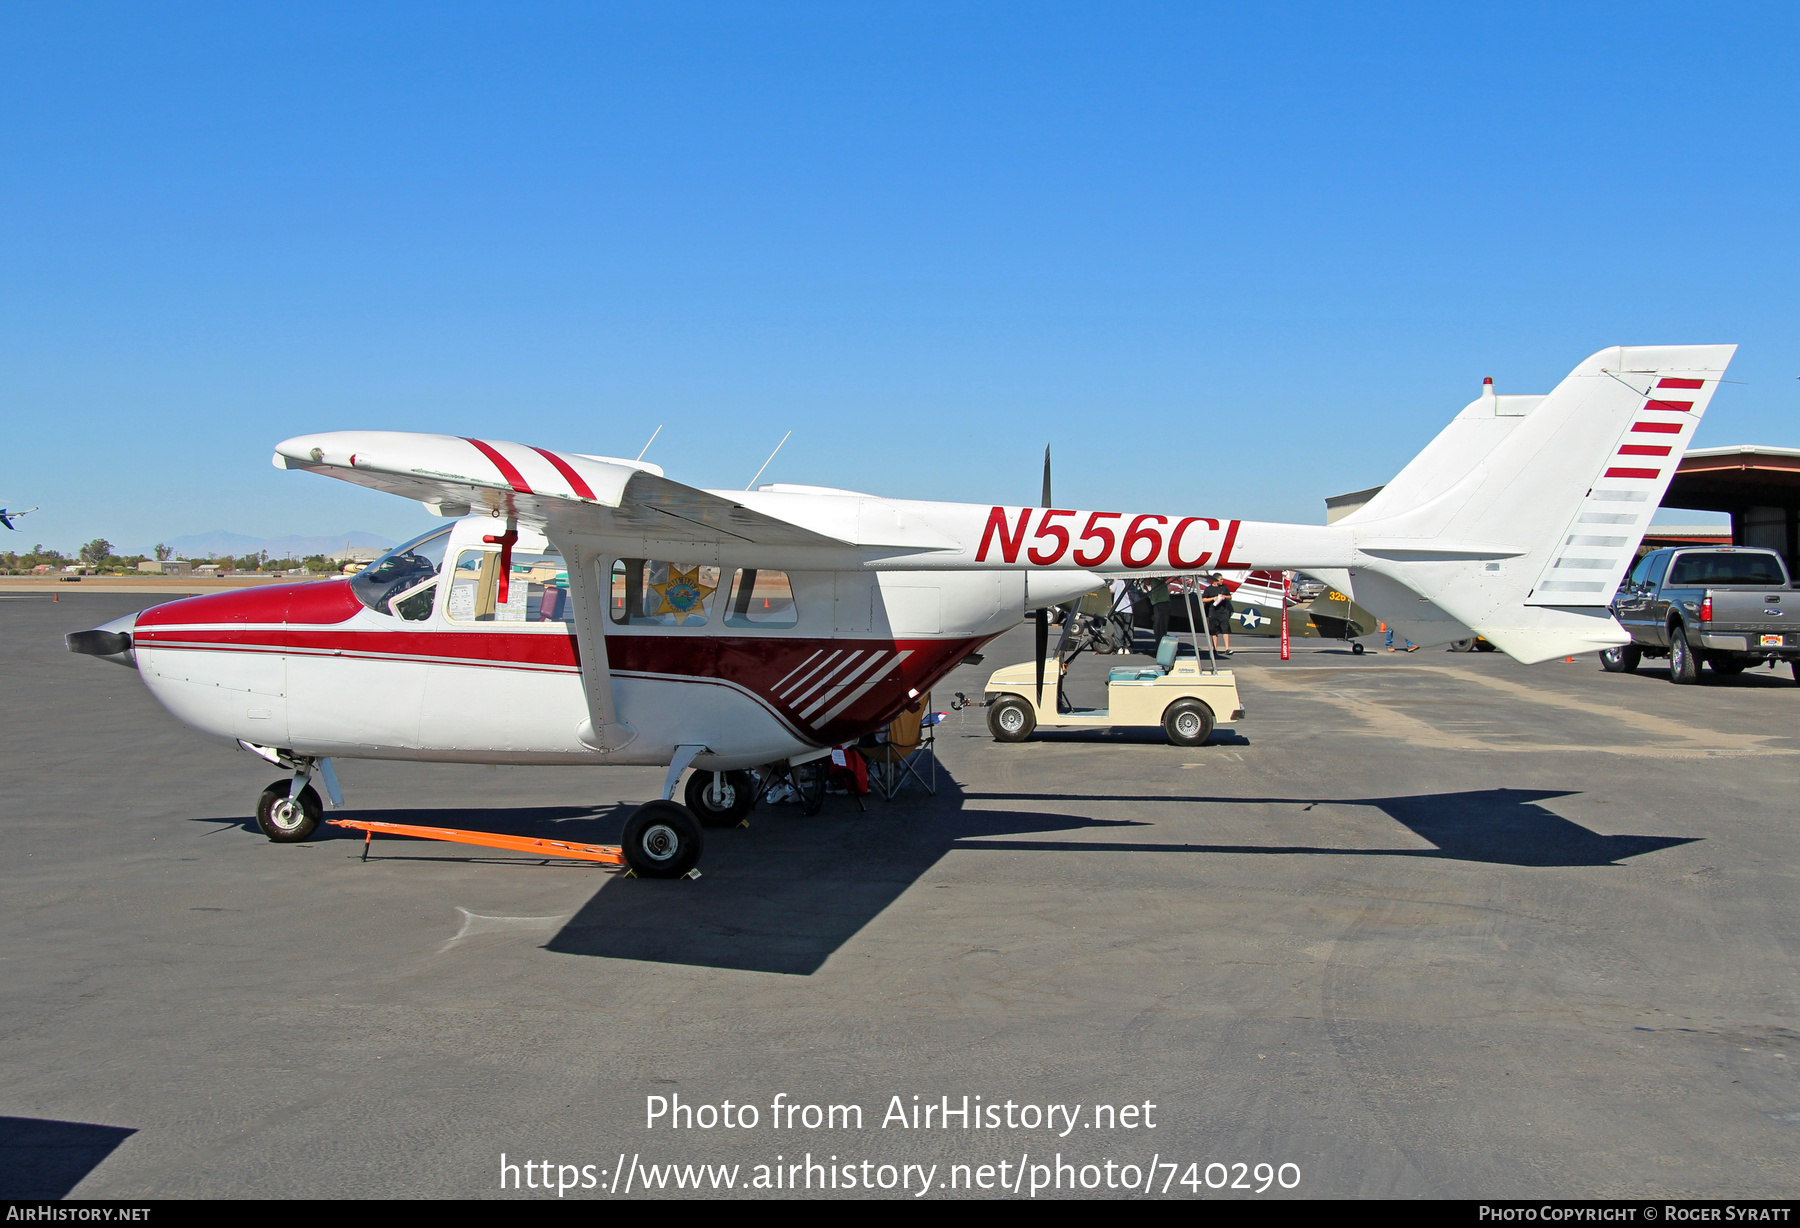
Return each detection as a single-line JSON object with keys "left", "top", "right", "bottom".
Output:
{"left": 648, "top": 565, "right": 717, "bottom": 624}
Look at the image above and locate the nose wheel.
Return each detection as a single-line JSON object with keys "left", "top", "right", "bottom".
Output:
{"left": 256, "top": 779, "right": 323, "bottom": 842}
{"left": 621, "top": 800, "right": 705, "bottom": 878}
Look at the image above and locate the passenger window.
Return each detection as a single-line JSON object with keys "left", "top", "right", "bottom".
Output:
{"left": 446, "top": 548, "right": 575, "bottom": 624}
{"left": 610, "top": 559, "right": 720, "bottom": 626}
{"left": 724, "top": 569, "right": 798, "bottom": 628}
{"left": 1646, "top": 553, "right": 1673, "bottom": 588}
{"left": 1625, "top": 555, "right": 1652, "bottom": 588}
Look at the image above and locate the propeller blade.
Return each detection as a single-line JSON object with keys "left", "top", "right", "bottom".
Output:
{"left": 1041, "top": 445, "right": 1052, "bottom": 508}
{"left": 1034, "top": 607, "right": 1048, "bottom": 705}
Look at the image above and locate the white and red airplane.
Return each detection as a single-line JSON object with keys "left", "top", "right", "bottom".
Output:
{"left": 69, "top": 345, "right": 1733, "bottom": 876}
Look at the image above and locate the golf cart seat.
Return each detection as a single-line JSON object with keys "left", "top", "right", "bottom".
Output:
{"left": 1109, "top": 635, "right": 1182, "bottom": 682}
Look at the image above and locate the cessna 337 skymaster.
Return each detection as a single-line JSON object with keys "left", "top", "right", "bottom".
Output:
{"left": 69, "top": 344, "right": 1733, "bottom": 876}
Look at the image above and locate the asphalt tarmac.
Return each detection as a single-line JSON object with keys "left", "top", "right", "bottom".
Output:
{"left": 4, "top": 593, "right": 1797, "bottom": 1199}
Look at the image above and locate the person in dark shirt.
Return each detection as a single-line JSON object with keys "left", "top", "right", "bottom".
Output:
{"left": 1201, "top": 573, "right": 1234, "bottom": 656}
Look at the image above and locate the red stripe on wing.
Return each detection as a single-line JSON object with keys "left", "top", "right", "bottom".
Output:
{"left": 1618, "top": 444, "right": 1671, "bottom": 457}
{"left": 1657, "top": 378, "right": 1705, "bottom": 389}
{"left": 1604, "top": 467, "right": 1661, "bottom": 479}
{"left": 463, "top": 438, "right": 533, "bottom": 494}
{"left": 528, "top": 447, "right": 598, "bottom": 501}
{"left": 1631, "top": 421, "right": 1681, "bottom": 434}
{"left": 1643, "top": 400, "right": 1694, "bottom": 413}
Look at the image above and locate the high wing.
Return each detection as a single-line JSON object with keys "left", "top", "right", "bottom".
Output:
{"left": 272, "top": 431, "right": 849, "bottom": 549}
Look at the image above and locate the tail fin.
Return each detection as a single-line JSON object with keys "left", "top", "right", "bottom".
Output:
{"left": 1337, "top": 344, "right": 1736, "bottom": 664}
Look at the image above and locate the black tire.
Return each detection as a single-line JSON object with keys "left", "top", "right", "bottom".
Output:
{"left": 1351, "top": 642, "right": 1365, "bottom": 656}
{"left": 988, "top": 696, "right": 1036, "bottom": 742}
{"left": 620, "top": 800, "right": 704, "bottom": 878}
{"left": 256, "top": 780, "right": 322, "bottom": 843}
{"left": 1710, "top": 657, "right": 1747, "bottom": 676}
{"left": 1449, "top": 638, "right": 1477, "bottom": 653}
{"left": 1599, "top": 644, "right": 1641, "bottom": 673}
{"left": 1162, "top": 698, "right": 1215, "bottom": 747}
{"left": 1669, "top": 629, "right": 1700, "bottom": 685}
{"left": 683, "top": 770, "right": 755, "bottom": 828}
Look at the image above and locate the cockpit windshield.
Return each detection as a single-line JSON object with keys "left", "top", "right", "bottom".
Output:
{"left": 349, "top": 527, "right": 452, "bottom": 615}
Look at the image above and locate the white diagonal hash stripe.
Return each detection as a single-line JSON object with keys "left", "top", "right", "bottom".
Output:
{"left": 797, "top": 650, "right": 890, "bottom": 720}
{"left": 817, "top": 650, "right": 913, "bottom": 725}
{"left": 789, "top": 651, "right": 864, "bottom": 707}
{"left": 777, "top": 649, "right": 842, "bottom": 699}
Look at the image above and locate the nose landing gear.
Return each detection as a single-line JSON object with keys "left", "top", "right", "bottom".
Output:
{"left": 237, "top": 741, "right": 343, "bottom": 843}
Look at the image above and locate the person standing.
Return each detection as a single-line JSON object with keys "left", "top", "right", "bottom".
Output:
{"left": 1147, "top": 577, "right": 1173, "bottom": 647}
{"left": 1201, "top": 572, "right": 1234, "bottom": 656}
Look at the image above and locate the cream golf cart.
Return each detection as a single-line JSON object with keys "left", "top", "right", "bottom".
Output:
{"left": 984, "top": 633, "right": 1245, "bottom": 747}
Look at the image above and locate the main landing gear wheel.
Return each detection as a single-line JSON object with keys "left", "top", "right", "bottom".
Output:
{"left": 1599, "top": 644, "right": 1641, "bottom": 673}
{"left": 1351, "top": 642, "right": 1365, "bottom": 656}
{"left": 621, "top": 800, "right": 704, "bottom": 878}
{"left": 256, "top": 779, "right": 322, "bottom": 843}
{"left": 1162, "top": 698, "right": 1215, "bottom": 747}
{"left": 1669, "top": 632, "right": 1700, "bottom": 685}
{"left": 988, "top": 697, "right": 1036, "bottom": 743}
{"left": 684, "top": 770, "right": 755, "bottom": 828}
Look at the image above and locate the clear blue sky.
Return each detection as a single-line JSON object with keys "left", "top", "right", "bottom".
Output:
{"left": 5, "top": 2, "right": 1796, "bottom": 553}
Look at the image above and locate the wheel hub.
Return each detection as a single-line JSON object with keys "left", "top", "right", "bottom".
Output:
{"left": 1176, "top": 712, "right": 1199, "bottom": 736}
{"left": 999, "top": 708, "right": 1024, "bottom": 732}
{"left": 269, "top": 799, "right": 303, "bottom": 831}
{"left": 639, "top": 823, "right": 679, "bottom": 861}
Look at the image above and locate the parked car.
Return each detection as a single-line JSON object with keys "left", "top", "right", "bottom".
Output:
{"left": 1601, "top": 546, "right": 1799, "bottom": 684}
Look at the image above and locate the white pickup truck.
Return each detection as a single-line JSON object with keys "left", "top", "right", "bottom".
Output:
{"left": 1602, "top": 546, "right": 1799, "bottom": 684}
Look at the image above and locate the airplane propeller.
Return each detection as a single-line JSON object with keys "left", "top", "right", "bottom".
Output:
{"left": 1034, "top": 447, "right": 1051, "bottom": 706}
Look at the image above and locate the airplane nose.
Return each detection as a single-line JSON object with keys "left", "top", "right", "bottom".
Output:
{"left": 66, "top": 612, "right": 138, "bottom": 669}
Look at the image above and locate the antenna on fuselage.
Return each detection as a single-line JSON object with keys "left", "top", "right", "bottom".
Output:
{"left": 745, "top": 430, "right": 792, "bottom": 490}
{"left": 635, "top": 425, "right": 663, "bottom": 462}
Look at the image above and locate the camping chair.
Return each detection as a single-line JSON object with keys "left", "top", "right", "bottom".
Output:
{"left": 863, "top": 693, "right": 938, "bottom": 800}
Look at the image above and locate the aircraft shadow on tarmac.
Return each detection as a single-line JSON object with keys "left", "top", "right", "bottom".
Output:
{"left": 217, "top": 783, "right": 1695, "bottom": 977}
{"left": 0, "top": 1116, "right": 137, "bottom": 1199}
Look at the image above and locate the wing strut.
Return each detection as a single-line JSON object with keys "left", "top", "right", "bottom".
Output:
{"left": 551, "top": 533, "right": 637, "bottom": 752}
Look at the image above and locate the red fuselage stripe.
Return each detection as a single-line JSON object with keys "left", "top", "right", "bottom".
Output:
{"left": 528, "top": 447, "right": 597, "bottom": 501}
{"left": 464, "top": 438, "right": 533, "bottom": 494}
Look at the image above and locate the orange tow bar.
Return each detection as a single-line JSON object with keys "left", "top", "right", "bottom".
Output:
{"left": 327, "top": 819, "right": 625, "bottom": 866}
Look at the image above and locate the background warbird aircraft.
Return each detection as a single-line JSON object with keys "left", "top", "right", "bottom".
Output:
{"left": 68, "top": 344, "right": 1734, "bottom": 877}
{"left": 0, "top": 505, "right": 39, "bottom": 531}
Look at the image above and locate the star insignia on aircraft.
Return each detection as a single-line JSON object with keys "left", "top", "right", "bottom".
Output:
{"left": 649, "top": 565, "right": 716, "bottom": 623}
{"left": 1237, "top": 608, "right": 1266, "bottom": 630}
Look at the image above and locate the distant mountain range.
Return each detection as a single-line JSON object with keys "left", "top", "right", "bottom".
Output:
{"left": 164, "top": 530, "right": 396, "bottom": 559}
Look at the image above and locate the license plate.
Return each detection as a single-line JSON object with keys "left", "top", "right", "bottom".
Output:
{"left": 1761, "top": 634, "right": 1785, "bottom": 647}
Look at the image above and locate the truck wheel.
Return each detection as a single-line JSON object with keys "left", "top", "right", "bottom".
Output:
{"left": 1162, "top": 698, "right": 1215, "bottom": 747}
{"left": 683, "top": 770, "right": 755, "bottom": 828}
{"left": 988, "top": 697, "right": 1036, "bottom": 742}
{"left": 1669, "top": 631, "right": 1699, "bottom": 685}
{"left": 1599, "top": 645, "right": 1641, "bottom": 673}
{"left": 1709, "top": 657, "right": 1747, "bottom": 676}
{"left": 256, "top": 780, "right": 322, "bottom": 843}
{"left": 620, "top": 800, "right": 704, "bottom": 878}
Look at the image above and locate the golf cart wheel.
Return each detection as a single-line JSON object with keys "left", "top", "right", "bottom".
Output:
{"left": 1599, "top": 644, "right": 1641, "bottom": 674}
{"left": 1669, "top": 630, "right": 1699, "bottom": 685}
{"left": 988, "top": 696, "right": 1036, "bottom": 743}
{"left": 1351, "top": 642, "right": 1365, "bottom": 656}
{"left": 1162, "top": 698, "right": 1215, "bottom": 747}
{"left": 256, "top": 779, "right": 322, "bottom": 843}
{"left": 1449, "top": 638, "right": 1477, "bottom": 653}
{"left": 683, "top": 770, "right": 755, "bottom": 828}
{"left": 620, "top": 800, "right": 704, "bottom": 878}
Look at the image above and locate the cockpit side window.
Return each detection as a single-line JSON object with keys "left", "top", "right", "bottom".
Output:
{"left": 446, "top": 548, "right": 576, "bottom": 624}
{"left": 350, "top": 528, "right": 451, "bottom": 616}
